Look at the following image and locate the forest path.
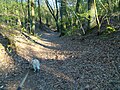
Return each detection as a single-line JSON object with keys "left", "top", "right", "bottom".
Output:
{"left": 0, "top": 26, "right": 120, "bottom": 90}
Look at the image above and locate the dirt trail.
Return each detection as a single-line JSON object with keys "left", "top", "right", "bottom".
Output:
{"left": 0, "top": 28, "right": 120, "bottom": 90}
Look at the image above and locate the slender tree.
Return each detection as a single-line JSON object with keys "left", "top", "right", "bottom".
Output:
{"left": 75, "top": 0, "right": 80, "bottom": 13}
{"left": 88, "top": 0, "right": 100, "bottom": 35}
{"left": 38, "top": 0, "right": 42, "bottom": 24}
{"left": 5, "top": 0, "right": 8, "bottom": 23}
{"left": 59, "top": 0, "right": 67, "bottom": 36}
{"left": 73, "top": 0, "right": 81, "bottom": 26}
{"left": 27, "top": 0, "right": 31, "bottom": 33}
{"left": 16, "top": 0, "right": 22, "bottom": 26}
{"left": 45, "top": 0, "right": 59, "bottom": 32}
{"left": 21, "top": 0, "right": 27, "bottom": 28}
{"left": 88, "top": 0, "right": 97, "bottom": 29}
{"left": 55, "top": 0, "right": 59, "bottom": 32}
{"left": 31, "top": 0, "right": 35, "bottom": 35}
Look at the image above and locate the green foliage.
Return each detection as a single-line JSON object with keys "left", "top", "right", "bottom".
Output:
{"left": 34, "top": 33, "right": 42, "bottom": 39}
{"left": 103, "top": 26, "right": 116, "bottom": 35}
{"left": 7, "top": 45, "right": 13, "bottom": 54}
{"left": 0, "top": 0, "right": 119, "bottom": 36}
{"left": 77, "top": 12, "right": 90, "bottom": 21}
{"left": 21, "top": 27, "right": 27, "bottom": 32}
{"left": 38, "top": 5, "right": 54, "bottom": 26}
{"left": 62, "top": 25, "right": 78, "bottom": 36}
{"left": 99, "top": 25, "right": 116, "bottom": 39}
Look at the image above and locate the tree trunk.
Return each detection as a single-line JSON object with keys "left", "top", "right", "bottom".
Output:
{"left": 5, "top": 0, "right": 8, "bottom": 24}
{"left": 55, "top": 0, "right": 59, "bottom": 32}
{"left": 38, "top": 0, "right": 42, "bottom": 25}
{"left": 74, "top": 0, "right": 81, "bottom": 26}
{"left": 21, "top": 0, "right": 26, "bottom": 28}
{"left": 28, "top": 0, "right": 31, "bottom": 33}
{"left": 31, "top": 0, "right": 35, "bottom": 35}
{"left": 16, "top": 0, "right": 22, "bottom": 26}
{"left": 88, "top": 0, "right": 97, "bottom": 30}
{"left": 75, "top": 0, "right": 80, "bottom": 13}
{"left": 107, "top": 0, "right": 113, "bottom": 13}
{"left": 59, "top": 0, "right": 67, "bottom": 36}
{"left": 45, "top": 0, "right": 59, "bottom": 32}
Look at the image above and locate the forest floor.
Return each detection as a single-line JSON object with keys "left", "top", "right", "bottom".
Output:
{"left": 0, "top": 19, "right": 120, "bottom": 90}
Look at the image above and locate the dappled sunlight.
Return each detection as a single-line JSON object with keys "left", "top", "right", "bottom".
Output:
{"left": 0, "top": 24, "right": 7, "bottom": 29}
{"left": 6, "top": 81, "right": 19, "bottom": 90}
{"left": 41, "top": 64, "right": 75, "bottom": 83}
{"left": 14, "top": 32, "right": 69, "bottom": 60}
{"left": 0, "top": 0, "right": 119, "bottom": 89}
{"left": 0, "top": 43, "right": 22, "bottom": 90}
{"left": 15, "top": 43, "right": 32, "bottom": 61}
{"left": 0, "top": 43, "right": 15, "bottom": 71}
{"left": 0, "top": 23, "right": 119, "bottom": 89}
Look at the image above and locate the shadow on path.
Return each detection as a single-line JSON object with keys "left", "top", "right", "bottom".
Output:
{"left": 21, "top": 32, "right": 60, "bottom": 50}
{"left": 0, "top": 33, "right": 29, "bottom": 63}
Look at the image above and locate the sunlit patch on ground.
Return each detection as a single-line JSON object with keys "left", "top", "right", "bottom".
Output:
{"left": 0, "top": 22, "right": 119, "bottom": 89}
{"left": 14, "top": 32, "right": 68, "bottom": 61}
{"left": 0, "top": 43, "right": 15, "bottom": 71}
{"left": 0, "top": 43, "right": 18, "bottom": 90}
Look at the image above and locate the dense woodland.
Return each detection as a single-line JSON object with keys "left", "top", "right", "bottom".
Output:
{"left": 0, "top": 0, "right": 120, "bottom": 90}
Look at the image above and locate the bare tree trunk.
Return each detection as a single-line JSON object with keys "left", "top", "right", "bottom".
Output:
{"left": 21, "top": 0, "right": 27, "bottom": 28}
{"left": 75, "top": 0, "right": 80, "bottom": 13}
{"left": 107, "top": 0, "right": 113, "bottom": 13}
{"left": 38, "top": 0, "right": 42, "bottom": 24}
{"left": 5, "top": 0, "right": 8, "bottom": 23}
{"left": 74, "top": 0, "right": 81, "bottom": 26}
{"left": 16, "top": 0, "right": 22, "bottom": 26}
{"left": 55, "top": 0, "right": 59, "bottom": 32}
{"left": 88, "top": 0, "right": 97, "bottom": 29}
{"left": 45, "top": 0, "right": 59, "bottom": 32}
{"left": 59, "top": 0, "right": 67, "bottom": 36}
{"left": 31, "top": 0, "right": 35, "bottom": 35}
{"left": 28, "top": 0, "right": 31, "bottom": 33}
{"left": 88, "top": 0, "right": 100, "bottom": 35}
